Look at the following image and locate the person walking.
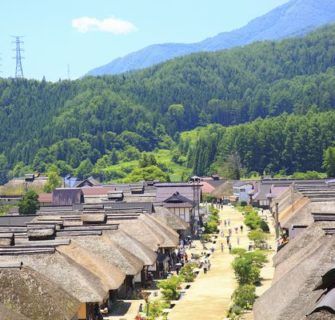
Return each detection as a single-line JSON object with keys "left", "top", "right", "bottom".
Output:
{"left": 240, "top": 225, "right": 244, "bottom": 233}
{"left": 203, "top": 260, "right": 208, "bottom": 274}
{"left": 228, "top": 243, "right": 232, "bottom": 253}
{"left": 208, "top": 260, "right": 211, "bottom": 271}
{"left": 237, "top": 237, "right": 240, "bottom": 245}
{"left": 221, "top": 242, "right": 224, "bottom": 252}
{"left": 235, "top": 227, "right": 238, "bottom": 234}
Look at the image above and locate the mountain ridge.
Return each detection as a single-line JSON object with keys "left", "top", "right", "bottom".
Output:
{"left": 87, "top": 0, "right": 335, "bottom": 76}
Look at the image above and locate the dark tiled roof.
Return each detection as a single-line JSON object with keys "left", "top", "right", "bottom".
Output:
{"left": 163, "top": 192, "right": 193, "bottom": 204}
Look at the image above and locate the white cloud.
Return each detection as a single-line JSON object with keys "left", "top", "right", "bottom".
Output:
{"left": 72, "top": 16, "right": 137, "bottom": 34}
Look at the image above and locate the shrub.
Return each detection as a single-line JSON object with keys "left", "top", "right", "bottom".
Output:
{"left": 240, "top": 201, "right": 247, "bottom": 207}
{"left": 204, "top": 220, "right": 219, "bottom": 233}
{"left": 147, "top": 300, "right": 169, "bottom": 320}
{"left": 201, "top": 234, "right": 211, "bottom": 242}
{"left": 179, "top": 263, "right": 197, "bottom": 282}
{"left": 244, "top": 211, "right": 262, "bottom": 230}
{"left": 231, "top": 248, "right": 247, "bottom": 256}
{"left": 18, "top": 190, "right": 40, "bottom": 215}
{"left": 232, "top": 256, "right": 261, "bottom": 285}
{"left": 232, "top": 284, "right": 256, "bottom": 309}
{"left": 158, "top": 276, "right": 182, "bottom": 301}
{"left": 259, "top": 220, "right": 270, "bottom": 233}
{"left": 248, "top": 230, "right": 268, "bottom": 249}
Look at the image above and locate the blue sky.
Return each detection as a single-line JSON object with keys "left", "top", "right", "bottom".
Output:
{"left": 0, "top": 0, "right": 289, "bottom": 81}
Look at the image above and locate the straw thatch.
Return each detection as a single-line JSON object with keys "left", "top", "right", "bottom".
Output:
{"left": 153, "top": 206, "right": 189, "bottom": 231}
{"left": 274, "top": 221, "right": 335, "bottom": 270}
{"left": 0, "top": 266, "right": 79, "bottom": 320}
{"left": 58, "top": 242, "right": 125, "bottom": 291}
{"left": 307, "top": 310, "right": 335, "bottom": 320}
{"left": 72, "top": 235, "right": 143, "bottom": 276}
{"left": 105, "top": 229, "right": 157, "bottom": 266}
{"left": 210, "top": 181, "right": 233, "bottom": 199}
{"left": 279, "top": 197, "right": 310, "bottom": 227}
{"left": 254, "top": 235, "right": 335, "bottom": 320}
{"left": 0, "top": 302, "right": 29, "bottom": 320}
{"left": 2, "top": 251, "right": 108, "bottom": 303}
{"left": 141, "top": 214, "right": 179, "bottom": 248}
{"left": 112, "top": 217, "right": 164, "bottom": 251}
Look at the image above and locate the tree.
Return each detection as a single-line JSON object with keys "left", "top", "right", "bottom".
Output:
{"left": 248, "top": 230, "right": 268, "bottom": 248}
{"left": 232, "top": 284, "right": 256, "bottom": 309}
{"left": 123, "top": 165, "right": 169, "bottom": 183}
{"left": 232, "top": 255, "right": 261, "bottom": 285}
{"left": 18, "top": 190, "right": 40, "bottom": 215}
{"left": 75, "top": 159, "right": 94, "bottom": 179}
{"left": 157, "top": 276, "right": 182, "bottom": 301}
{"left": 323, "top": 146, "right": 335, "bottom": 177}
{"left": 0, "top": 154, "right": 8, "bottom": 185}
{"left": 44, "top": 167, "right": 62, "bottom": 192}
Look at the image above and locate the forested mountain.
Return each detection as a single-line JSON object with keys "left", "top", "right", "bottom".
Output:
{"left": 87, "top": 0, "right": 335, "bottom": 75}
{"left": 1, "top": 24, "right": 335, "bottom": 182}
{"left": 181, "top": 111, "right": 335, "bottom": 176}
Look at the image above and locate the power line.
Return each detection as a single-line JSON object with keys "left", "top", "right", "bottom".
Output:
{"left": 12, "top": 36, "right": 24, "bottom": 78}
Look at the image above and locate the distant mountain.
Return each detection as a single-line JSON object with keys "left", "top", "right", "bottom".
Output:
{"left": 87, "top": 0, "right": 335, "bottom": 76}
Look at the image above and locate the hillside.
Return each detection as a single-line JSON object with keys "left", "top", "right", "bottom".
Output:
{"left": 1, "top": 24, "right": 335, "bottom": 181}
{"left": 87, "top": 0, "right": 335, "bottom": 76}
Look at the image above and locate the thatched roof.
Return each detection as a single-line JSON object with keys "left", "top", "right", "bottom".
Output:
{"left": 273, "top": 221, "right": 335, "bottom": 273}
{"left": 72, "top": 235, "right": 143, "bottom": 276}
{"left": 279, "top": 197, "right": 310, "bottom": 227}
{"left": 254, "top": 235, "right": 335, "bottom": 320}
{"left": 112, "top": 217, "right": 164, "bottom": 251}
{"left": 0, "top": 302, "right": 29, "bottom": 320}
{"left": 58, "top": 242, "right": 125, "bottom": 291}
{"left": 307, "top": 310, "right": 335, "bottom": 320}
{"left": 0, "top": 266, "right": 79, "bottom": 320}
{"left": 105, "top": 229, "right": 157, "bottom": 266}
{"left": 2, "top": 251, "right": 108, "bottom": 303}
{"left": 141, "top": 214, "right": 179, "bottom": 248}
{"left": 153, "top": 206, "right": 189, "bottom": 231}
{"left": 210, "top": 181, "right": 233, "bottom": 198}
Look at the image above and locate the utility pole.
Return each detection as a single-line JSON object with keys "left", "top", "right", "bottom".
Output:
{"left": 12, "top": 36, "right": 24, "bottom": 78}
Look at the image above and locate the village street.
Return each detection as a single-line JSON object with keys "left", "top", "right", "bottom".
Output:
{"left": 168, "top": 205, "right": 259, "bottom": 320}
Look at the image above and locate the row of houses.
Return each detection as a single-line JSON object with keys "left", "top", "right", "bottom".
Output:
{"left": 0, "top": 179, "right": 205, "bottom": 319}
{"left": 0, "top": 202, "right": 190, "bottom": 320}
{"left": 253, "top": 180, "right": 335, "bottom": 320}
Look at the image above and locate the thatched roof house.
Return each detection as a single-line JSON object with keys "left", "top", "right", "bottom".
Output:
{"left": 152, "top": 206, "right": 189, "bottom": 231}
{"left": 2, "top": 251, "right": 109, "bottom": 303}
{"left": 254, "top": 234, "right": 335, "bottom": 320}
{"left": 72, "top": 235, "right": 143, "bottom": 276}
{"left": 210, "top": 181, "right": 233, "bottom": 199}
{"left": 58, "top": 242, "right": 125, "bottom": 291}
{"left": 0, "top": 266, "right": 79, "bottom": 320}
{"left": 104, "top": 229, "right": 157, "bottom": 266}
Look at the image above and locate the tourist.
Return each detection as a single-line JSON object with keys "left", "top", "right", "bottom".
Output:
{"left": 221, "top": 242, "right": 224, "bottom": 252}
{"left": 226, "top": 235, "right": 230, "bottom": 245}
{"left": 240, "top": 225, "right": 244, "bottom": 233}
{"left": 237, "top": 237, "right": 240, "bottom": 245}
{"left": 208, "top": 260, "right": 211, "bottom": 271}
{"left": 235, "top": 227, "right": 238, "bottom": 234}
{"left": 228, "top": 243, "right": 232, "bottom": 253}
{"left": 203, "top": 260, "right": 208, "bottom": 274}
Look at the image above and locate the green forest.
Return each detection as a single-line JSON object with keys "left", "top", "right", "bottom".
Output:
{"left": 1, "top": 24, "right": 335, "bottom": 183}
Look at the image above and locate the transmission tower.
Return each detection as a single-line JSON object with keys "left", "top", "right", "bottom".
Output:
{"left": 12, "top": 36, "right": 24, "bottom": 78}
